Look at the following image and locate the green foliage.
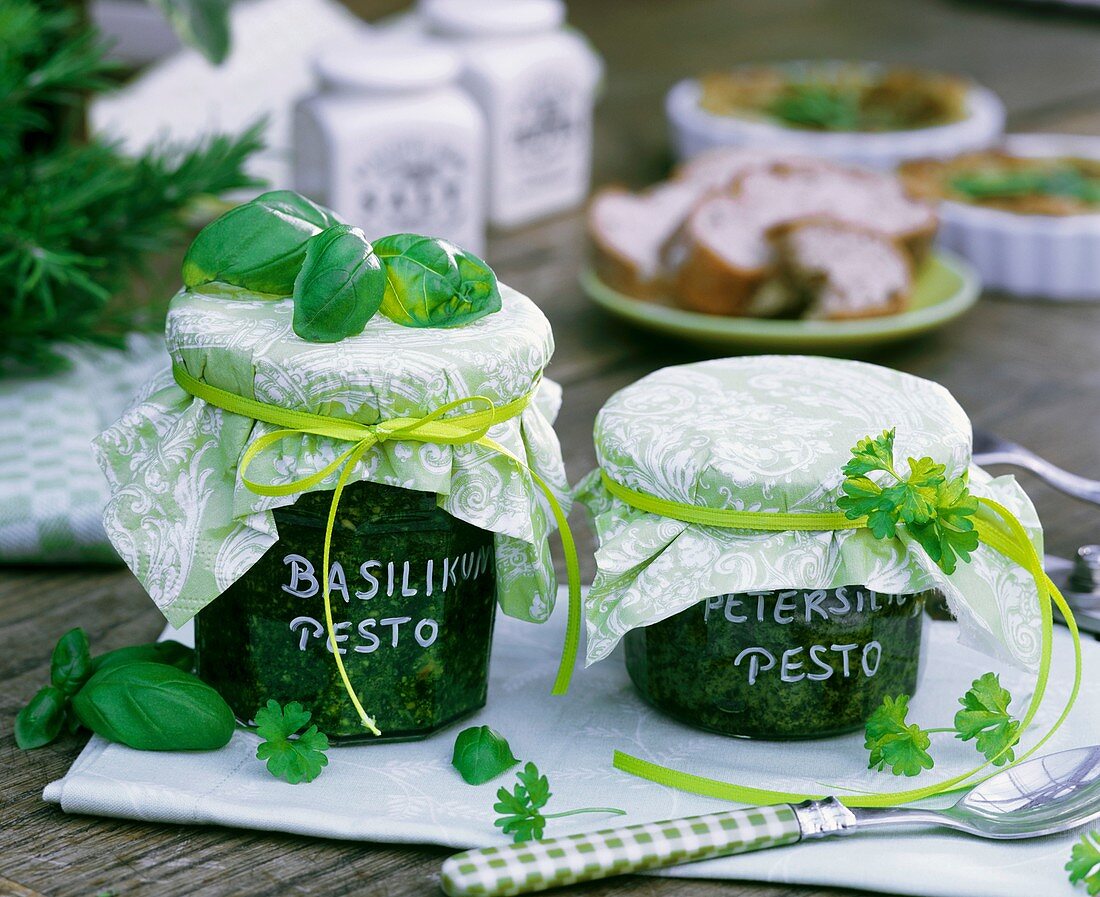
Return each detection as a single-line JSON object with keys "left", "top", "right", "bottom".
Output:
{"left": 1067, "top": 831, "right": 1100, "bottom": 895}
{"left": 147, "top": 0, "right": 232, "bottom": 65}
{"left": 769, "top": 83, "right": 861, "bottom": 131}
{"left": 452, "top": 725, "right": 519, "bottom": 785}
{"left": 292, "top": 225, "right": 385, "bottom": 342}
{"left": 865, "top": 673, "right": 1021, "bottom": 777}
{"left": 71, "top": 662, "right": 235, "bottom": 751}
{"left": 0, "top": 0, "right": 261, "bottom": 375}
{"left": 494, "top": 762, "right": 552, "bottom": 842}
{"left": 373, "top": 234, "right": 502, "bottom": 329}
{"left": 952, "top": 169, "right": 1100, "bottom": 205}
{"left": 864, "top": 695, "right": 934, "bottom": 777}
{"left": 182, "top": 190, "right": 338, "bottom": 294}
{"left": 254, "top": 699, "right": 330, "bottom": 784}
{"left": 837, "top": 429, "right": 979, "bottom": 574}
{"left": 954, "top": 673, "right": 1021, "bottom": 766}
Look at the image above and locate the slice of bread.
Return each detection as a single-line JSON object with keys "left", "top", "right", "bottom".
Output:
{"left": 770, "top": 219, "right": 912, "bottom": 320}
{"left": 673, "top": 161, "right": 935, "bottom": 315}
{"left": 587, "top": 180, "right": 710, "bottom": 298}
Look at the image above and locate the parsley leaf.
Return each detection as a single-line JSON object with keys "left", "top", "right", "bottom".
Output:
{"left": 492, "top": 762, "right": 625, "bottom": 843}
{"left": 865, "top": 695, "right": 935, "bottom": 777}
{"left": 842, "top": 429, "right": 897, "bottom": 478}
{"left": 254, "top": 699, "right": 330, "bottom": 784}
{"left": 953, "top": 673, "right": 1021, "bottom": 766}
{"left": 1067, "top": 831, "right": 1100, "bottom": 895}
{"left": 837, "top": 431, "right": 979, "bottom": 575}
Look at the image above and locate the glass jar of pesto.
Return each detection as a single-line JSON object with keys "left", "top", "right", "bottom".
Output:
{"left": 624, "top": 586, "right": 932, "bottom": 739}
{"left": 95, "top": 229, "right": 569, "bottom": 744}
{"left": 577, "top": 356, "right": 1047, "bottom": 740}
{"left": 195, "top": 480, "right": 498, "bottom": 741}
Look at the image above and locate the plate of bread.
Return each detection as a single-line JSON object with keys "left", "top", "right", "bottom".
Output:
{"left": 585, "top": 148, "right": 979, "bottom": 350}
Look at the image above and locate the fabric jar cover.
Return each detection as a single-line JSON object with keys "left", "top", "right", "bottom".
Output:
{"left": 94, "top": 284, "right": 569, "bottom": 628}
{"left": 575, "top": 355, "right": 1043, "bottom": 670}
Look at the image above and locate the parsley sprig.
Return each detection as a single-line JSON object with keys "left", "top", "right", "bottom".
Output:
{"left": 837, "top": 429, "right": 980, "bottom": 575}
{"left": 865, "top": 673, "right": 1022, "bottom": 777}
{"left": 1068, "top": 831, "right": 1100, "bottom": 895}
{"left": 494, "top": 762, "right": 625, "bottom": 843}
{"left": 255, "top": 700, "right": 330, "bottom": 784}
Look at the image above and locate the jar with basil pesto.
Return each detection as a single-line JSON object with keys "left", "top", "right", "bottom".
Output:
{"left": 576, "top": 356, "right": 1047, "bottom": 741}
{"left": 95, "top": 194, "right": 570, "bottom": 743}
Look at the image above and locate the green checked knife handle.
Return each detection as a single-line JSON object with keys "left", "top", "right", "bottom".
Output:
{"left": 440, "top": 799, "right": 854, "bottom": 896}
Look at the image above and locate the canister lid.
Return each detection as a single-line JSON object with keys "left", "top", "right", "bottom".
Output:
{"left": 423, "top": 0, "right": 566, "bottom": 37}
{"left": 315, "top": 39, "right": 461, "bottom": 93}
{"left": 594, "top": 356, "right": 972, "bottom": 515}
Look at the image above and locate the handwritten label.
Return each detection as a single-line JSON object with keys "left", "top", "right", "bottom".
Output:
{"left": 704, "top": 588, "right": 904, "bottom": 686}
{"left": 281, "top": 547, "right": 492, "bottom": 655}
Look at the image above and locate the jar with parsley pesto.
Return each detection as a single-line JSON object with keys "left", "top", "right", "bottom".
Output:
{"left": 577, "top": 356, "right": 1045, "bottom": 740}
{"left": 95, "top": 220, "right": 569, "bottom": 743}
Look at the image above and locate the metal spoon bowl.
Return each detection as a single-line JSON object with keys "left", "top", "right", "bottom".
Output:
{"left": 852, "top": 745, "right": 1100, "bottom": 838}
{"left": 441, "top": 746, "right": 1100, "bottom": 897}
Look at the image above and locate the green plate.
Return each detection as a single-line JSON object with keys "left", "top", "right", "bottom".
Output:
{"left": 581, "top": 250, "right": 980, "bottom": 351}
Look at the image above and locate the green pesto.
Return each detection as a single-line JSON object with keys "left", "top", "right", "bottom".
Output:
{"left": 195, "top": 479, "right": 496, "bottom": 742}
{"left": 624, "top": 587, "right": 930, "bottom": 740}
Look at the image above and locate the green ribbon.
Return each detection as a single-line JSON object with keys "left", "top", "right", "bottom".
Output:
{"left": 173, "top": 364, "right": 581, "bottom": 735}
{"left": 599, "top": 470, "right": 1083, "bottom": 807}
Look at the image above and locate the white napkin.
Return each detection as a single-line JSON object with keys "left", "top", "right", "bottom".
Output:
{"left": 45, "top": 592, "right": 1098, "bottom": 896}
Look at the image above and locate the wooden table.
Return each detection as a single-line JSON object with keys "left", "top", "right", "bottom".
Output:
{"left": 5, "top": 1, "right": 1100, "bottom": 895}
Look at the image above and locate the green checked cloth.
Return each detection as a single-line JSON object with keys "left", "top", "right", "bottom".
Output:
{"left": 441, "top": 805, "right": 801, "bottom": 897}
{"left": 0, "top": 335, "right": 165, "bottom": 564}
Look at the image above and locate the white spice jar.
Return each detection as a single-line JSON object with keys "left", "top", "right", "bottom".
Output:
{"left": 293, "top": 40, "right": 488, "bottom": 254}
{"left": 424, "top": 0, "right": 602, "bottom": 229}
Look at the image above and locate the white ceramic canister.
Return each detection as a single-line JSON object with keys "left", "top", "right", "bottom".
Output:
{"left": 293, "top": 39, "right": 488, "bottom": 254}
{"left": 424, "top": 0, "right": 602, "bottom": 229}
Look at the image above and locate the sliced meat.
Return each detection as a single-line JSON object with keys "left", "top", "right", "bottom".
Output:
{"left": 587, "top": 181, "right": 710, "bottom": 298}
{"left": 772, "top": 219, "right": 912, "bottom": 320}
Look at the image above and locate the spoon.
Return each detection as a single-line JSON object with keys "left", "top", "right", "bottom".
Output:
{"left": 440, "top": 745, "right": 1100, "bottom": 897}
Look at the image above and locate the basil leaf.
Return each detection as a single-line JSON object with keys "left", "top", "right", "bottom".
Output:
{"left": 374, "top": 234, "right": 502, "bottom": 328}
{"left": 90, "top": 640, "right": 195, "bottom": 675}
{"left": 72, "top": 662, "right": 235, "bottom": 751}
{"left": 182, "top": 191, "right": 342, "bottom": 295}
{"left": 15, "top": 686, "right": 68, "bottom": 749}
{"left": 50, "top": 627, "right": 92, "bottom": 697}
{"left": 292, "top": 225, "right": 385, "bottom": 342}
{"left": 452, "top": 725, "right": 519, "bottom": 785}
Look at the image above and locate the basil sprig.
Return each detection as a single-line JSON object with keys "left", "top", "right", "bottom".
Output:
{"left": 13, "top": 628, "right": 238, "bottom": 753}
{"left": 374, "top": 234, "right": 502, "bottom": 329}
{"left": 181, "top": 191, "right": 502, "bottom": 339}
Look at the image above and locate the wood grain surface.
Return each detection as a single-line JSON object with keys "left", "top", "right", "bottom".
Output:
{"left": 4, "top": 1, "right": 1100, "bottom": 895}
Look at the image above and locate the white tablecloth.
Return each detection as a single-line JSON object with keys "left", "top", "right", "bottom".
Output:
{"left": 45, "top": 592, "right": 1099, "bottom": 896}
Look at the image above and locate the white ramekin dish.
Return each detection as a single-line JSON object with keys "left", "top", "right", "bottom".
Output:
{"left": 933, "top": 134, "right": 1100, "bottom": 301}
{"left": 665, "top": 63, "right": 1005, "bottom": 169}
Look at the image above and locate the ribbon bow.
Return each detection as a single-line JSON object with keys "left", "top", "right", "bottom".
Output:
{"left": 174, "top": 365, "right": 581, "bottom": 736}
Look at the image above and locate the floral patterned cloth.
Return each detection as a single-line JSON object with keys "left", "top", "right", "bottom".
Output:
{"left": 576, "top": 356, "right": 1043, "bottom": 670}
{"left": 94, "top": 284, "right": 568, "bottom": 628}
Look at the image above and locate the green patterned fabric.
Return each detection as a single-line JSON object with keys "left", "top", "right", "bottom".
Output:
{"left": 576, "top": 356, "right": 1044, "bottom": 670}
{"left": 93, "top": 285, "right": 568, "bottom": 628}
{"left": 0, "top": 336, "right": 165, "bottom": 564}
{"left": 440, "top": 805, "right": 801, "bottom": 896}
